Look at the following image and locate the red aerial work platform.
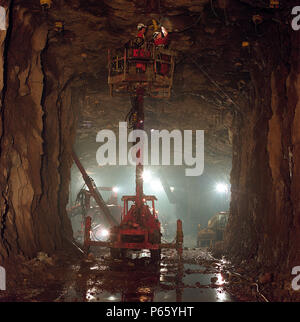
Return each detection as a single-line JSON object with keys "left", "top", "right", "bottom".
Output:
{"left": 77, "top": 39, "right": 183, "bottom": 261}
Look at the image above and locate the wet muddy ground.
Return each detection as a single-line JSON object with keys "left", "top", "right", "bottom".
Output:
{"left": 55, "top": 249, "right": 234, "bottom": 302}
{"left": 0, "top": 248, "right": 260, "bottom": 302}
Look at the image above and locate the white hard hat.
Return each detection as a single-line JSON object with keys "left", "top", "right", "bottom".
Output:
{"left": 137, "top": 23, "right": 146, "bottom": 30}
{"left": 161, "top": 26, "right": 168, "bottom": 37}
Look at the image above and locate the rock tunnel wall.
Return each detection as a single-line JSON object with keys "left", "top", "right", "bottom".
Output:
{"left": 225, "top": 22, "right": 300, "bottom": 273}
{"left": 0, "top": 4, "right": 81, "bottom": 260}
{"left": 0, "top": 0, "right": 299, "bottom": 272}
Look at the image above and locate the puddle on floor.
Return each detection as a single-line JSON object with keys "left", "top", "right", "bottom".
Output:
{"left": 55, "top": 249, "right": 234, "bottom": 302}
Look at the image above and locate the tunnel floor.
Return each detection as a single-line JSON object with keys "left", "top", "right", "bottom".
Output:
{"left": 54, "top": 249, "right": 235, "bottom": 302}
{"left": 0, "top": 247, "right": 267, "bottom": 302}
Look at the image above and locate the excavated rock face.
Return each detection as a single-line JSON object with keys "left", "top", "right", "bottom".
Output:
{"left": 225, "top": 20, "right": 300, "bottom": 273}
{"left": 0, "top": 0, "right": 299, "bottom": 282}
{"left": 226, "top": 1, "right": 300, "bottom": 276}
{"left": 0, "top": 1, "right": 85, "bottom": 259}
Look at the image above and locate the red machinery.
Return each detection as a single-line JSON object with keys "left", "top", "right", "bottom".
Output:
{"left": 72, "top": 150, "right": 118, "bottom": 228}
{"left": 108, "top": 40, "right": 176, "bottom": 98}
{"left": 71, "top": 184, "right": 122, "bottom": 241}
{"left": 79, "top": 39, "right": 183, "bottom": 261}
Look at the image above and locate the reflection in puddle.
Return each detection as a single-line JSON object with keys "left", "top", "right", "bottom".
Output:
{"left": 216, "top": 287, "right": 228, "bottom": 302}
{"left": 57, "top": 250, "right": 234, "bottom": 302}
{"left": 216, "top": 273, "right": 225, "bottom": 286}
{"left": 90, "top": 264, "right": 108, "bottom": 271}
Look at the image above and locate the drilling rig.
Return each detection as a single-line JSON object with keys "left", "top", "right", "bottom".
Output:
{"left": 80, "top": 37, "right": 183, "bottom": 261}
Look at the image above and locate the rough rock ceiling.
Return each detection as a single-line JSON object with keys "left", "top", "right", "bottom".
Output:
{"left": 36, "top": 0, "right": 267, "bottom": 172}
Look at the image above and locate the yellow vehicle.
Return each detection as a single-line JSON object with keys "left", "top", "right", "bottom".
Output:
{"left": 197, "top": 211, "right": 229, "bottom": 248}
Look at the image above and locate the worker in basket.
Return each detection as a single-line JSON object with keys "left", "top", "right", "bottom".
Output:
{"left": 133, "top": 23, "right": 150, "bottom": 73}
{"left": 153, "top": 25, "right": 170, "bottom": 76}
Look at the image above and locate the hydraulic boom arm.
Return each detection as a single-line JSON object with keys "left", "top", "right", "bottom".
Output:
{"left": 72, "top": 150, "right": 118, "bottom": 227}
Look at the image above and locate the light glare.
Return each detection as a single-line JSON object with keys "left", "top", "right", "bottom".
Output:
{"left": 215, "top": 183, "right": 228, "bottom": 194}
{"left": 100, "top": 229, "right": 109, "bottom": 238}
{"left": 142, "top": 170, "right": 152, "bottom": 183}
{"left": 151, "top": 179, "right": 163, "bottom": 191}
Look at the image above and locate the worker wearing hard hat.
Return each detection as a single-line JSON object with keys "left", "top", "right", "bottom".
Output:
{"left": 153, "top": 26, "right": 169, "bottom": 47}
{"left": 153, "top": 26, "right": 170, "bottom": 76}
{"left": 133, "top": 23, "right": 149, "bottom": 73}
{"left": 137, "top": 23, "right": 147, "bottom": 38}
